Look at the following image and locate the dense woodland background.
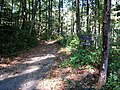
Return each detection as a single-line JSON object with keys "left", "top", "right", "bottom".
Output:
{"left": 0, "top": 0, "right": 120, "bottom": 89}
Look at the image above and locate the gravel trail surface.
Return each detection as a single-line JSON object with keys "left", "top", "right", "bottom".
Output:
{"left": 0, "top": 41, "right": 58, "bottom": 90}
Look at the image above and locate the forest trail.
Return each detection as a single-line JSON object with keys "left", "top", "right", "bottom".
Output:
{"left": 0, "top": 40, "right": 60, "bottom": 90}
{"left": 0, "top": 40, "right": 98, "bottom": 90}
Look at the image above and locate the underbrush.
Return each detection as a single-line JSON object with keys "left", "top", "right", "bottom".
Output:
{"left": 59, "top": 35, "right": 101, "bottom": 68}
{"left": 59, "top": 35, "right": 79, "bottom": 48}
{"left": 105, "top": 48, "right": 120, "bottom": 90}
{"left": 61, "top": 48, "right": 101, "bottom": 68}
{"left": 59, "top": 35, "right": 120, "bottom": 90}
{"left": 0, "top": 25, "right": 37, "bottom": 57}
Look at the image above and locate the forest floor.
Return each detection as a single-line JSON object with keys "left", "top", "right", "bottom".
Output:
{"left": 0, "top": 40, "right": 99, "bottom": 90}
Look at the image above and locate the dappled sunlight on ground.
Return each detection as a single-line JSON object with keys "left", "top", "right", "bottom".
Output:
{"left": 0, "top": 41, "right": 99, "bottom": 89}
{"left": 20, "top": 80, "right": 38, "bottom": 90}
{"left": 37, "top": 78, "right": 64, "bottom": 90}
{"left": 23, "top": 54, "right": 56, "bottom": 64}
{"left": 22, "top": 65, "right": 40, "bottom": 74}
{"left": 0, "top": 55, "right": 56, "bottom": 81}
{"left": 0, "top": 73, "right": 9, "bottom": 81}
{"left": 0, "top": 63, "right": 10, "bottom": 68}
{"left": 57, "top": 47, "right": 72, "bottom": 56}
{"left": 45, "top": 39, "right": 61, "bottom": 45}
{"left": 0, "top": 41, "right": 59, "bottom": 89}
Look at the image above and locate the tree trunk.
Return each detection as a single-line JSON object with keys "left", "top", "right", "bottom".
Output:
{"left": 45, "top": 0, "right": 48, "bottom": 40}
{"left": 48, "top": 0, "right": 51, "bottom": 36}
{"left": 50, "top": 0, "right": 52, "bottom": 35}
{"left": 48, "top": 0, "right": 50, "bottom": 31}
{"left": 29, "top": 0, "right": 38, "bottom": 35}
{"left": 18, "top": 1, "right": 22, "bottom": 28}
{"left": 98, "top": 0, "right": 101, "bottom": 34}
{"left": 28, "top": 0, "right": 30, "bottom": 22}
{"left": 87, "top": 0, "right": 90, "bottom": 34}
{"left": 61, "top": 0, "right": 63, "bottom": 35}
{"left": 0, "top": 0, "right": 4, "bottom": 24}
{"left": 71, "top": 0, "right": 74, "bottom": 35}
{"left": 22, "top": 0, "right": 27, "bottom": 28}
{"left": 32, "top": 0, "right": 34, "bottom": 20}
{"left": 76, "top": 0, "right": 80, "bottom": 37}
{"left": 58, "top": 0, "right": 61, "bottom": 35}
{"left": 97, "top": 0, "right": 111, "bottom": 89}
{"left": 38, "top": 0, "right": 41, "bottom": 37}
{"left": 11, "top": 0, "right": 13, "bottom": 24}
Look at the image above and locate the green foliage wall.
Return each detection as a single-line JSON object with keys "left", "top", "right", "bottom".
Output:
{"left": 0, "top": 25, "right": 37, "bottom": 57}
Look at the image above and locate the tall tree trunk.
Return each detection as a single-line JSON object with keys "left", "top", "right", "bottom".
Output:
{"left": 50, "top": 0, "right": 52, "bottom": 35}
{"left": 97, "top": 0, "right": 111, "bottom": 89}
{"left": 98, "top": 0, "right": 101, "bottom": 34}
{"left": 18, "top": 1, "right": 22, "bottom": 28}
{"left": 11, "top": 0, "right": 13, "bottom": 24}
{"left": 87, "top": 0, "right": 90, "bottom": 34}
{"left": 48, "top": 0, "right": 51, "bottom": 36}
{"left": 38, "top": 0, "right": 41, "bottom": 37}
{"left": 22, "top": 0, "right": 27, "bottom": 28}
{"left": 29, "top": 0, "right": 38, "bottom": 35}
{"left": 76, "top": 0, "right": 80, "bottom": 37}
{"left": 46, "top": 0, "right": 48, "bottom": 40}
{"left": 58, "top": 0, "right": 61, "bottom": 35}
{"left": 61, "top": 0, "right": 63, "bottom": 35}
{"left": 48, "top": 0, "right": 53, "bottom": 36}
{"left": 71, "top": 0, "right": 74, "bottom": 35}
{"left": 94, "top": 11, "right": 97, "bottom": 48}
{"left": 0, "top": 0, "right": 4, "bottom": 9}
{"left": 32, "top": 0, "right": 34, "bottom": 20}
{"left": 0, "top": 0, "right": 4, "bottom": 24}
{"left": 28, "top": 0, "right": 30, "bottom": 22}
{"left": 12, "top": 0, "right": 13, "bottom": 12}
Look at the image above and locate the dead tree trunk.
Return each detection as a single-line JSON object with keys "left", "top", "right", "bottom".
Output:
{"left": 97, "top": 0, "right": 111, "bottom": 90}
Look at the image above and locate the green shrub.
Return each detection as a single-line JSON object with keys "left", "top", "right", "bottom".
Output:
{"left": 0, "top": 25, "right": 37, "bottom": 57}
{"left": 105, "top": 71, "right": 120, "bottom": 90}
{"left": 105, "top": 48, "right": 120, "bottom": 90}
{"left": 61, "top": 48, "right": 101, "bottom": 68}
{"left": 59, "top": 35, "right": 79, "bottom": 48}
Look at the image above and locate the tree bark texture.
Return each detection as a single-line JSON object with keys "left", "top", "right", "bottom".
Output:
{"left": 22, "top": 0, "right": 27, "bottom": 28}
{"left": 29, "top": 0, "right": 38, "bottom": 35}
{"left": 87, "top": 0, "right": 90, "bottom": 34}
{"left": 76, "top": 0, "right": 80, "bottom": 37}
{"left": 61, "top": 0, "right": 63, "bottom": 35}
{"left": 38, "top": 0, "right": 41, "bottom": 36}
{"left": 97, "top": 0, "right": 111, "bottom": 89}
{"left": 58, "top": 0, "right": 61, "bottom": 34}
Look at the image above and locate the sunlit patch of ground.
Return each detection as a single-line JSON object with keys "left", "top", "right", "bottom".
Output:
{"left": 45, "top": 38, "right": 61, "bottom": 45}
{"left": 0, "top": 65, "right": 40, "bottom": 81}
{"left": 22, "top": 65, "right": 40, "bottom": 74}
{"left": 0, "top": 54, "right": 56, "bottom": 80}
{"left": 37, "top": 78, "right": 64, "bottom": 90}
{"left": 57, "top": 47, "right": 72, "bottom": 56}
{"left": 23, "top": 54, "right": 56, "bottom": 64}
{"left": 19, "top": 80, "right": 38, "bottom": 90}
